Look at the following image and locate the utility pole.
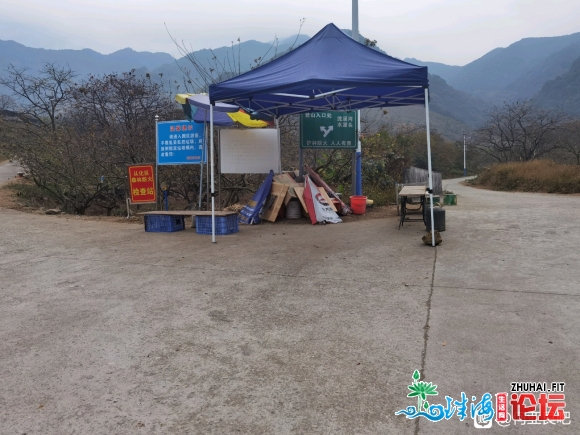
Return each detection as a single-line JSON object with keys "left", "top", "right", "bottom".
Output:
{"left": 352, "top": 0, "right": 359, "bottom": 40}
{"left": 352, "top": 0, "right": 362, "bottom": 196}
{"left": 463, "top": 133, "right": 471, "bottom": 177}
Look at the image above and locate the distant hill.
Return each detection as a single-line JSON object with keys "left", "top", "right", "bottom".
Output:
{"left": 380, "top": 105, "right": 473, "bottom": 142}
{"left": 404, "top": 58, "right": 462, "bottom": 82}
{"left": 427, "top": 74, "right": 492, "bottom": 127}
{"left": 509, "top": 42, "right": 580, "bottom": 99}
{"left": 4, "top": 30, "right": 579, "bottom": 133}
{"left": 444, "top": 32, "right": 580, "bottom": 101}
{"left": 0, "top": 39, "right": 174, "bottom": 78}
{"left": 533, "top": 56, "right": 580, "bottom": 117}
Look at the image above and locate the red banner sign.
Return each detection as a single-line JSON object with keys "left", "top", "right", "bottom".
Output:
{"left": 128, "top": 164, "right": 156, "bottom": 204}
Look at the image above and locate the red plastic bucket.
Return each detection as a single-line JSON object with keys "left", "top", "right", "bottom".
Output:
{"left": 350, "top": 195, "right": 367, "bottom": 215}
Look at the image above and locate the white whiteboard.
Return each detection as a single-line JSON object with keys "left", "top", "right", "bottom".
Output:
{"left": 220, "top": 129, "right": 280, "bottom": 174}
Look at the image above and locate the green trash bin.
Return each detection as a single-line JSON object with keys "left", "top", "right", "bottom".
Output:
{"left": 444, "top": 194, "right": 457, "bottom": 206}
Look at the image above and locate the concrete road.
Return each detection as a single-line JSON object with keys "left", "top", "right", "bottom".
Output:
{"left": 0, "top": 160, "right": 23, "bottom": 182}
{"left": 0, "top": 178, "right": 578, "bottom": 434}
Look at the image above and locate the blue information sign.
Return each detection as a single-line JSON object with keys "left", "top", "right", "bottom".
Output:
{"left": 157, "top": 120, "right": 206, "bottom": 165}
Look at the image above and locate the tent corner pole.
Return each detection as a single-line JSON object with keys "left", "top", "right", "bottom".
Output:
{"left": 155, "top": 114, "right": 159, "bottom": 211}
{"left": 275, "top": 117, "right": 281, "bottom": 174}
{"left": 210, "top": 104, "right": 216, "bottom": 243}
{"left": 199, "top": 121, "right": 206, "bottom": 210}
{"left": 424, "top": 88, "right": 435, "bottom": 247}
{"left": 355, "top": 110, "right": 362, "bottom": 195}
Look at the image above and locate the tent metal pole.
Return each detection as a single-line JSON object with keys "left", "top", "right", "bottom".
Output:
{"left": 351, "top": 152, "right": 356, "bottom": 195}
{"left": 206, "top": 146, "right": 209, "bottom": 210}
{"left": 275, "top": 117, "right": 281, "bottom": 174}
{"left": 218, "top": 129, "right": 221, "bottom": 210}
{"left": 352, "top": 1, "right": 362, "bottom": 196}
{"left": 155, "top": 114, "right": 159, "bottom": 211}
{"left": 424, "top": 88, "right": 436, "bottom": 247}
{"left": 355, "top": 110, "right": 362, "bottom": 195}
{"left": 199, "top": 122, "right": 205, "bottom": 210}
{"left": 210, "top": 104, "right": 216, "bottom": 243}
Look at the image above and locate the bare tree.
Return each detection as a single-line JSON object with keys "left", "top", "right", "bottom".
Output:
{"left": 165, "top": 18, "right": 306, "bottom": 93}
{"left": 473, "top": 100, "right": 568, "bottom": 162}
{"left": 0, "top": 94, "right": 16, "bottom": 112}
{"left": 555, "top": 119, "right": 580, "bottom": 165}
{"left": 1, "top": 68, "right": 179, "bottom": 214}
{"left": 0, "top": 62, "right": 76, "bottom": 131}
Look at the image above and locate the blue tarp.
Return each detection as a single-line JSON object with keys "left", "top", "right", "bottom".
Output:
{"left": 209, "top": 23, "right": 428, "bottom": 115}
{"left": 180, "top": 99, "right": 235, "bottom": 126}
{"left": 193, "top": 108, "right": 234, "bottom": 126}
{"left": 238, "top": 170, "right": 274, "bottom": 225}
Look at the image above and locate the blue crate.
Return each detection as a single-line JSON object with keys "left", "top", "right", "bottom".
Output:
{"left": 196, "top": 214, "right": 239, "bottom": 235}
{"left": 144, "top": 214, "right": 185, "bottom": 232}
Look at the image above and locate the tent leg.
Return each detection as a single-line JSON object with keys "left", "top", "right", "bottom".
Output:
{"left": 155, "top": 115, "right": 159, "bottom": 211}
{"left": 199, "top": 122, "right": 205, "bottom": 210}
{"left": 424, "top": 88, "right": 436, "bottom": 247}
{"left": 218, "top": 131, "right": 221, "bottom": 211}
{"left": 351, "top": 151, "right": 356, "bottom": 195}
{"left": 355, "top": 109, "right": 362, "bottom": 195}
{"left": 275, "top": 117, "right": 281, "bottom": 174}
{"left": 210, "top": 104, "right": 216, "bottom": 243}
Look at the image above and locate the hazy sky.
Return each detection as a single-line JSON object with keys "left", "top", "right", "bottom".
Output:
{"left": 2, "top": 0, "right": 580, "bottom": 65}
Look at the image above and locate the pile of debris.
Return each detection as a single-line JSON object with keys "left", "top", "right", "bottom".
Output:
{"left": 238, "top": 165, "right": 352, "bottom": 225}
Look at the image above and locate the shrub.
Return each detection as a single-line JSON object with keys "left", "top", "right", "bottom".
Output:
{"left": 472, "top": 160, "right": 580, "bottom": 194}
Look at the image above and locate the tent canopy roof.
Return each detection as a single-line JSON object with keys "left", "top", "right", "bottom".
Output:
{"left": 209, "top": 23, "right": 428, "bottom": 116}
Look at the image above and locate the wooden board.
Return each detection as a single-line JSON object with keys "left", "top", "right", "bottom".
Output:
{"left": 261, "top": 182, "right": 289, "bottom": 222}
{"left": 293, "top": 186, "right": 309, "bottom": 216}
{"left": 273, "top": 173, "right": 299, "bottom": 186}
{"left": 399, "top": 186, "right": 427, "bottom": 197}
{"left": 317, "top": 187, "right": 337, "bottom": 212}
{"left": 276, "top": 173, "right": 301, "bottom": 205}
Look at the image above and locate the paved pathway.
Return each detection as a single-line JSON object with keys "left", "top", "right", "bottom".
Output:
{"left": 0, "top": 160, "right": 22, "bottom": 183}
{"left": 0, "top": 178, "right": 577, "bottom": 434}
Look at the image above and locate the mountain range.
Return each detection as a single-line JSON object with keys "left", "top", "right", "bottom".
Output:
{"left": 1, "top": 29, "right": 579, "bottom": 141}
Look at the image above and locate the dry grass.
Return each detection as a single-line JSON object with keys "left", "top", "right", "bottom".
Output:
{"left": 471, "top": 160, "right": 580, "bottom": 194}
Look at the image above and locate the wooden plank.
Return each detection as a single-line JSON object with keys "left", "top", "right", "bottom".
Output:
{"left": 293, "top": 186, "right": 309, "bottom": 216}
{"left": 317, "top": 187, "right": 337, "bottom": 212}
{"left": 399, "top": 186, "right": 427, "bottom": 195}
{"left": 261, "top": 182, "right": 289, "bottom": 222}
{"left": 273, "top": 173, "right": 299, "bottom": 186}
{"left": 276, "top": 173, "right": 300, "bottom": 205}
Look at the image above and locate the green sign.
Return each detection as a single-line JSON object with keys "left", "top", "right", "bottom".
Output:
{"left": 300, "top": 111, "right": 358, "bottom": 149}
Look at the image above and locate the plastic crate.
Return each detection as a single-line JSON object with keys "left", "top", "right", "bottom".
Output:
{"left": 196, "top": 214, "right": 239, "bottom": 235}
{"left": 144, "top": 214, "right": 185, "bottom": 232}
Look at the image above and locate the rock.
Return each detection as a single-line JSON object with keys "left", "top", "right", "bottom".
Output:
{"left": 422, "top": 230, "right": 442, "bottom": 246}
{"left": 45, "top": 209, "right": 61, "bottom": 215}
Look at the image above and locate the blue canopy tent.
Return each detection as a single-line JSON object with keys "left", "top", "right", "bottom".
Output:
{"left": 208, "top": 23, "right": 437, "bottom": 245}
